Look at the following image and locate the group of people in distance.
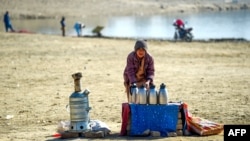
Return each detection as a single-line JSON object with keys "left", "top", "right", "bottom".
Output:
{"left": 2, "top": 11, "right": 85, "bottom": 37}
{"left": 60, "top": 16, "right": 85, "bottom": 37}
{"left": 3, "top": 11, "right": 186, "bottom": 40}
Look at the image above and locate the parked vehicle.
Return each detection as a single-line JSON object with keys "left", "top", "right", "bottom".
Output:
{"left": 173, "top": 27, "right": 194, "bottom": 42}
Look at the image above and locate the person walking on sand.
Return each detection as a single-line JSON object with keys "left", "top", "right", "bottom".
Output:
{"left": 123, "top": 39, "right": 155, "bottom": 102}
{"left": 60, "top": 16, "right": 66, "bottom": 36}
{"left": 3, "top": 11, "right": 15, "bottom": 32}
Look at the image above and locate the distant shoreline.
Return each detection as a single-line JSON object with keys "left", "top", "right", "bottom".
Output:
{"left": 7, "top": 8, "right": 250, "bottom": 20}
{"left": 4, "top": 31, "right": 249, "bottom": 42}
{"left": 6, "top": 8, "right": 250, "bottom": 20}
{"left": 76, "top": 35, "right": 250, "bottom": 42}
{"left": 1, "top": 0, "right": 250, "bottom": 20}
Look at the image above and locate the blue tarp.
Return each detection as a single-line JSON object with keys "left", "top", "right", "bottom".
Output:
{"left": 130, "top": 104, "right": 179, "bottom": 136}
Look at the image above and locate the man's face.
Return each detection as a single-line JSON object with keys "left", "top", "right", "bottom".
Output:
{"left": 136, "top": 48, "right": 146, "bottom": 58}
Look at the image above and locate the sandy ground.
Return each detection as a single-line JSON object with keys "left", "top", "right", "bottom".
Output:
{"left": 0, "top": 0, "right": 250, "bottom": 141}
{"left": 0, "top": 32, "right": 249, "bottom": 141}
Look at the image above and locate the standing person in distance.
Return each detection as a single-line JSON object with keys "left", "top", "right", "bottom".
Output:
{"left": 60, "top": 16, "right": 66, "bottom": 36}
{"left": 123, "top": 39, "right": 155, "bottom": 102}
{"left": 3, "top": 11, "right": 15, "bottom": 32}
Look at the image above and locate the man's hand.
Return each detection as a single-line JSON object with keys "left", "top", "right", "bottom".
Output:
{"left": 145, "top": 80, "right": 150, "bottom": 90}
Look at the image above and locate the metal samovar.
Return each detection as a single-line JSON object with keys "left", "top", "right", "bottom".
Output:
{"left": 69, "top": 72, "right": 91, "bottom": 132}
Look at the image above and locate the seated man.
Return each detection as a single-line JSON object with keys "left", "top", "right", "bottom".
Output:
{"left": 173, "top": 19, "right": 186, "bottom": 39}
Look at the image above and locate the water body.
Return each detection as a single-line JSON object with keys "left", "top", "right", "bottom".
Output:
{"left": 5, "top": 10, "right": 250, "bottom": 41}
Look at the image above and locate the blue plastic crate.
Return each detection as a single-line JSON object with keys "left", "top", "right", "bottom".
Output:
{"left": 130, "top": 104, "right": 179, "bottom": 136}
